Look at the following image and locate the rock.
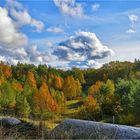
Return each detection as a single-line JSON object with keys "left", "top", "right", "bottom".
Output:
{"left": 0, "top": 117, "right": 21, "bottom": 126}
{"left": 49, "top": 119, "right": 140, "bottom": 139}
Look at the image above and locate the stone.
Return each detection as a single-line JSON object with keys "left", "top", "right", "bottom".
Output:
{"left": 49, "top": 119, "right": 140, "bottom": 139}
{"left": 0, "top": 117, "right": 21, "bottom": 126}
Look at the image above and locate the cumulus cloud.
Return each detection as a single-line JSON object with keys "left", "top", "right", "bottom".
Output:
{"left": 53, "top": 31, "right": 114, "bottom": 68}
{"left": 47, "top": 27, "right": 64, "bottom": 33}
{"left": 0, "top": 6, "right": 29, "bottom": 65}
{"left": 53, "top": 0, "right": 84, "bottom": 17}
{"left": 128, "top": 14, "right": 138, "bottom": 23}
{"left": 0, "top": 7, "right": 28, "bottom": 49}
{"left": 92, "top": 3, "right": 100, "bottom": 12}
{"left": 0, "top": 1, "right": 114, "bottom": 69}
{"left": 6, "top": 0, "right": 44, "bottom": 32}
{"left": 0, "top": 3, "right": 48, "bottom": 66}
{"left": 0, "top": 44, "right": 53, "bottom": 66}
{"left": 127, "top": 14, "right": 138, "bottom": 34}
{"left": 26, "top": 45, "right": 55, "bottom": 64}
{"left": 87, "top": 60, "right": 102, "bottom": 68}
{"left": 0, "top": 47, "right": 27, "bottom": 60}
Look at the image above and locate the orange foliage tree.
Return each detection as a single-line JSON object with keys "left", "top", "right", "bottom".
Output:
{"left": 84, "top": 95, "right": 100, "bottom": 113}
{"left": 54, "top": 75, "right": 63, "bottom": 90}
{"left": 88, "top": 81, "right": 104, "bottom": 96}
{"left": 27, "top": 71, "right": 37, "bottom": 89}
{"left": 33, "top": 81, "right": 58, "bottom": 118}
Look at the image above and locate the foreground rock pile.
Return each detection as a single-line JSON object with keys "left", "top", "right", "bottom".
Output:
{"left": 0, "top": 117, "right": 47, "bottom": 139}
{"left": 0, "top": 117, "right": 21, "bottom": 126}
{"left": 49, "top": 119, "right": 140, "bottom": 139}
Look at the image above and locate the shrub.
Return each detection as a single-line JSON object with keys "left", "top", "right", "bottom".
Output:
{"left": 119, "top": 114, "right": 136, "bottom": 125}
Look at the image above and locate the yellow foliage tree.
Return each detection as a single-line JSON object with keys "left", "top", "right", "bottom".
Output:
{"left": 63, "top": 76, "right": 82, "bottom": 100}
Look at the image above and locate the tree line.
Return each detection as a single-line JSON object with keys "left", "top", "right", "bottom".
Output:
{"left": 0, "top": 59, "right": 140, "bottom": 125}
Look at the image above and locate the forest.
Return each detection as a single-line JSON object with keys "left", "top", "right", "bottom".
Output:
{"left": 0, "top": 60, "right": 140, "bottom": 126}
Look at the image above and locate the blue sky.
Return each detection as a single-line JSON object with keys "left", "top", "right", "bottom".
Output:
{"left": 0, "top": 0, "right": 140, "bottom": 69}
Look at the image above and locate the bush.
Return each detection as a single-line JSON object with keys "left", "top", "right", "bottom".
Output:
{"left": 119, "top": 114, "right": 136, "bottom": 125}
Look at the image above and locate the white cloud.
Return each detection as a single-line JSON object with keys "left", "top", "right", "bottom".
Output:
{"left": 45, "top": 40, "right": 53, "bottom": 47}
{"left": 87, "top": 60, "right": 102, "bottom": 68}
{"left": 92, "top": 3, "right": 100, "bottom": 12}
{"left": 126, "top": 28, "right": 135, "bottom": 33}
{"left": 6, "top": 0, "right": 44, "bottom": 32}
{"left": 0, "top": 4, "right": 49, "bottom": 66}
{"left": 53, "top": 0, "right": 84, "bottom": 17}
{"left": 53, "top": 31, "right": 114, "bottom": 68}
{"left": 47, "top": 27, "right": 64, "bottom": 33}
{"left": 127, "top": 14, "right": 138, "bottom": 34}
{"left": 128, "top": 14, "right": 138, "bottom": 23}
{"left": 0, "top": 7, "right": 28, "bottom": 49}
{"left": 0, "top": 46, "right": 28, "bottom": 64}
{"left": 0, "top": 0, "right": 114, "bottom": 69}
{"left": 31, "top": 19, "right": 44, "bottom": 32}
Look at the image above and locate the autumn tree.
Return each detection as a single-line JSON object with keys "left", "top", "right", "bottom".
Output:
{"left": 0, "top": 64, "right": 12, "bottom": 78}
{"left": 88, "top": 81, "right": 104, "bottom": 96}
{"left": 50, "top": 88, "right": 66, "bottom": 113}
{"left": 84, "top": 95, "right": 100, "bottom": 113}
{"left": 62, "top": 76, "right": 82, "bottom": 100}
{"left": 79, "top": 95, "right": 100, "bottom": 120}
{"left": 33, "top": 81, "right": 58, "bottom": 119}
{"left": 27, "top": 71, "right": 37, "bottom": 89}
{"left": 88, "top": 80, "right": 115, "bottom": 116}
{"left": 54, "top": 75, "right": 63, "bottom": 90}
{"left": 47, "top": 74, "right": 63, "bottom": 90}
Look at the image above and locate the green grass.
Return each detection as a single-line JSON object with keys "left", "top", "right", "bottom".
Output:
{"left": 62, "top": 100, "right": 82, "bottom": 118}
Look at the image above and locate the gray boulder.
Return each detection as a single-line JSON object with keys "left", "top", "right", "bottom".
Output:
{"left": 0, "top": 117, "right": 21, "bottom": 126}
{"left": 49, "top": 119, "right": 140, "bottom": 139}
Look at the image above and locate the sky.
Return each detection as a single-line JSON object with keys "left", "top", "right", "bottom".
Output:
{"left": 0, "top": 0, "right": 140, "bottom": 69}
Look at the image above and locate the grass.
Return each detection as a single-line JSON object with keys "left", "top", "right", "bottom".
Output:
{"left": 66, "top": 99, "right": 80, "bottom": 106}
{"left": 62, "top": 99, "right": 82, "bottom": 119}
